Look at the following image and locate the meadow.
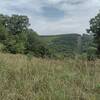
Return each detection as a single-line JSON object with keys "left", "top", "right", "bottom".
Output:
{"left": 0, "top": 53, "right": 100, "bottom": 100}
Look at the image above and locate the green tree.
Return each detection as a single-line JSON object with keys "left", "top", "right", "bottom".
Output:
{"left": 88, "top": 11, "right": 100, "bottom": 55}
{"left": 0, "top": 24, "right": 8, "bottom": 42}
{"left": 0, "top": 14, "right": 9, "bottom": 42}
{"left": 87, "top": 46, "right": 97, "bottom": 60}
{"left": 25, "top": 29, "right": 51, "bottom": 57}
{"left": 7, "top": 15, "right": 30, "bottom": 35}
{"left": 0, "top": 14, "right": 52, "bottom": 57}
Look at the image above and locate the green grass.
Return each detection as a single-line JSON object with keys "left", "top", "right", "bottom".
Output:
{"left": 0, "top": 53, "right": 100, "bottom": 100}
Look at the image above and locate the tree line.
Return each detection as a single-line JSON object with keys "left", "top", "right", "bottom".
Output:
{"left": 0, "top": 11, "right": 100, "bottom": 59}
{"left": 0, "top": 14, "right": 51, "bottom": 57}
{"left": 88, "top": 11, "right": 100, "bottom": 58}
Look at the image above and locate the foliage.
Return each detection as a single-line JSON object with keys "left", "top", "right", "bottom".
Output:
{"left": 7, "top": 15, "right": 30, "bottom": 35}
{"left": 0, "top": 13, "right": 98, "bottom": 59}
{"left": 25, "top": 29, "right": 51, "bottom": 57}
{"left": 0, "top": 14, "right": 51, "bottom": 57}
{"left": 88, "top": 11, "right": 100, "bottom": 55}
{"left": 41, "top": 34, "right": 94, "bottom": 58}
{"left": 87, "top": 46, "right": 97, "bottom": 60}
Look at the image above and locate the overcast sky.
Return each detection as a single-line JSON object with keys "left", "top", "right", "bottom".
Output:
{"left": 0, "top": 0, "right": 100, "bottom": 35}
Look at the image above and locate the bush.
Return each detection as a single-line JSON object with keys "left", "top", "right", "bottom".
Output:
{"left": 87, "top": 47, "right": 97, "bottom": 61}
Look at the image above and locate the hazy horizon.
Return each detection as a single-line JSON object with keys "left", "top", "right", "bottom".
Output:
{"left": 0, "top": 0, "right": 100, "bottom": 35}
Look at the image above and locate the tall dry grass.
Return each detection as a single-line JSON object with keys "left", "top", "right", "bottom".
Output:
{"left": 0, "top": 53, "right": 100, "bottom": 100}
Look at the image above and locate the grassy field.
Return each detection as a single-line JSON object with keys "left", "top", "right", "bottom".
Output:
{"left": 0, "top": 53, "right": 100, "bottom": 100}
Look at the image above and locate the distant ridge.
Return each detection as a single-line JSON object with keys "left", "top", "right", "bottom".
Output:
{"left": 41, "top": 33, "right": 92, "bottom": 57}
{"left": 40, "top": 33, "right": 81, "bottom": 37}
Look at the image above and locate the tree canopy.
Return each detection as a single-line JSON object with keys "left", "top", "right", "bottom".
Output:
{"left": 88, "top": 11, "right": 100, "bottom": 55}
{"left": 0, "top": 14, "right": 51, "bottom": 58}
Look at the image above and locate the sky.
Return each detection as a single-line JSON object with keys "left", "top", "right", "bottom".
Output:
{"left": 0, "top": 0, "right": 100, "bottom": 35}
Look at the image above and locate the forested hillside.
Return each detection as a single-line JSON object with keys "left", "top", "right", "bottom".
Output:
{"left": 41, "top": 34, "right": 94, "bottom": 58}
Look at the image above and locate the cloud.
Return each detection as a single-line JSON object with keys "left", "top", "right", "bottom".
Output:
{"left": 0, "top": 0, "right": 100, "bottom": 35}
{"left": 41, "top": 6, "right": 64, "bottom": 20}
